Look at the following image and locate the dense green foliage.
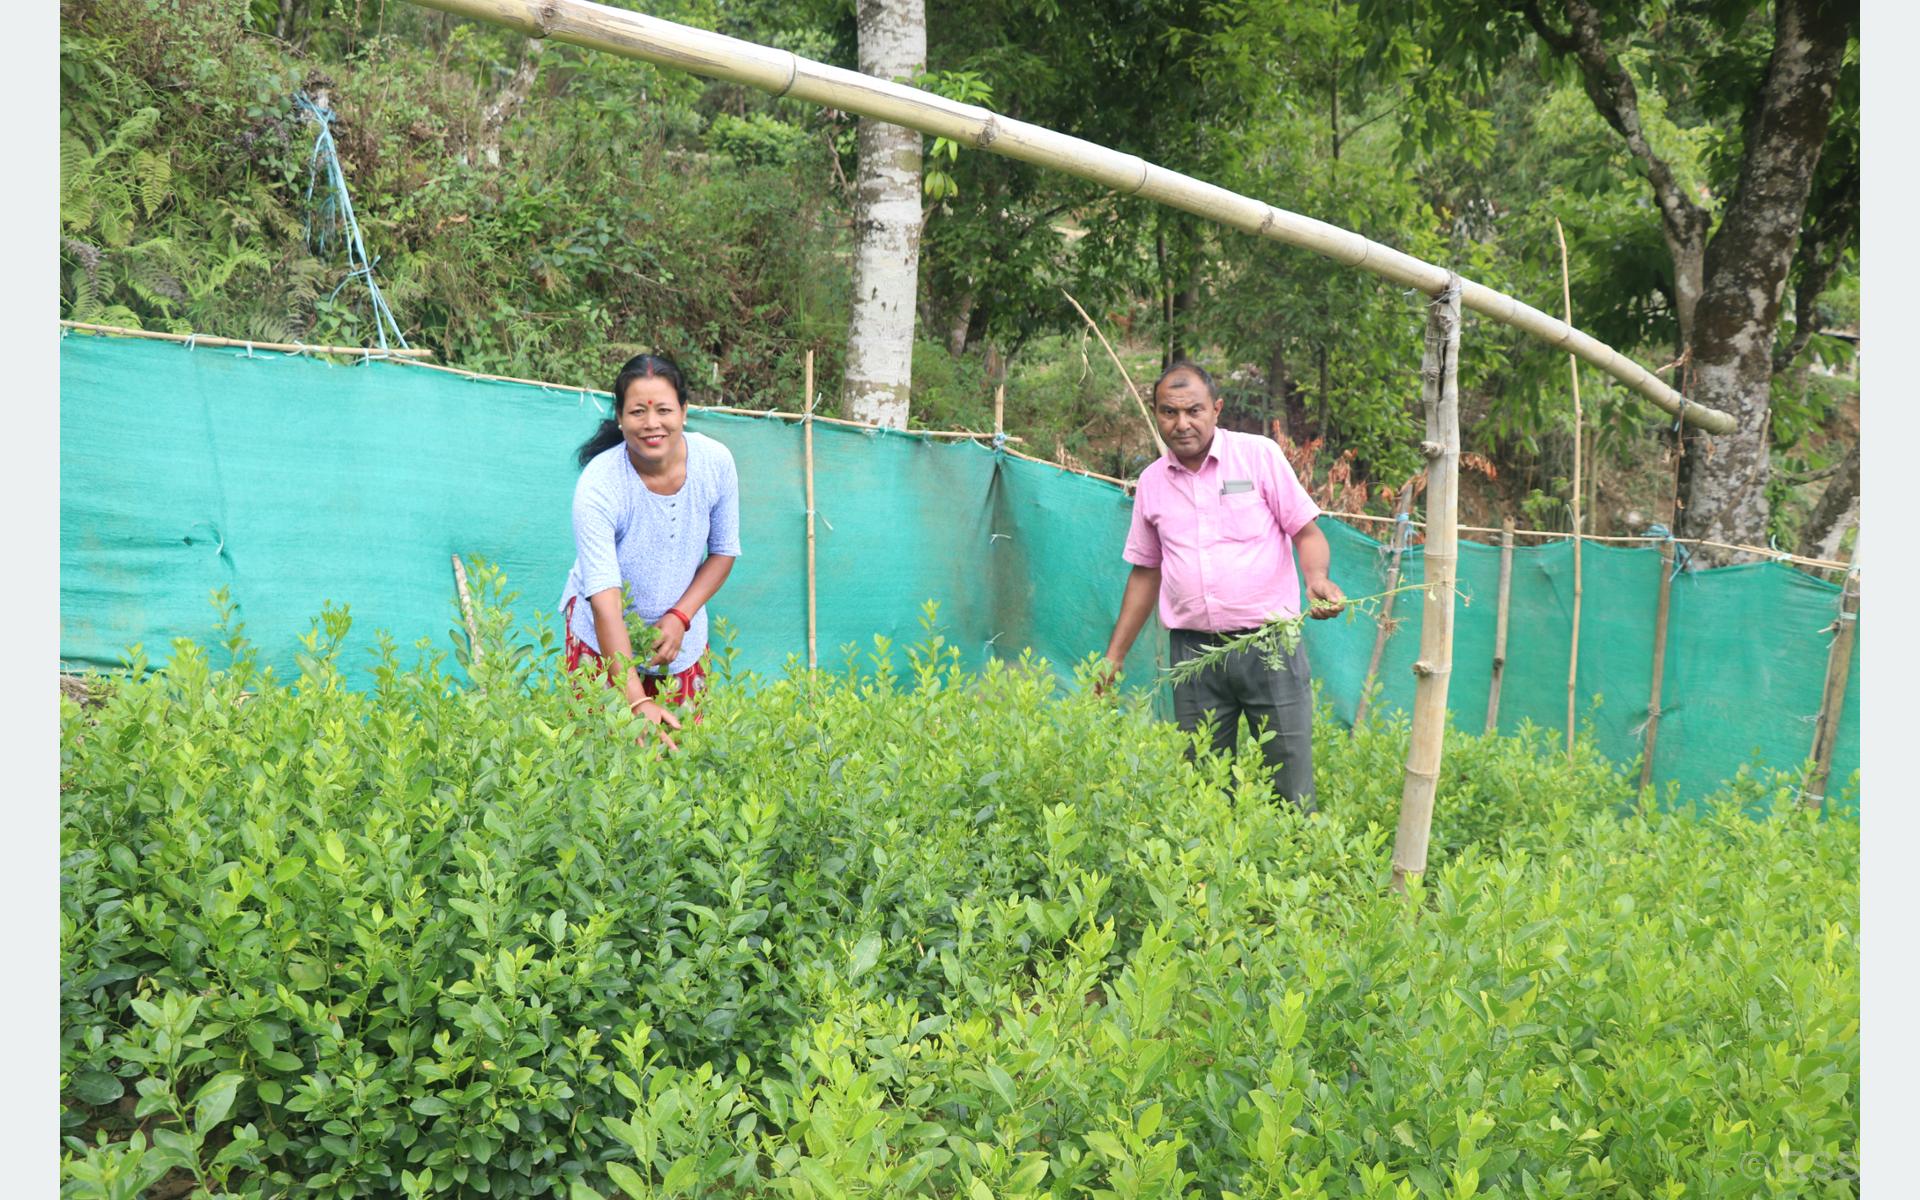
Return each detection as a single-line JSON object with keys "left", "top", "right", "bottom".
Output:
{"left": 61, "top": 579, "right": 1858, "bottom": 1199}
{"left": 58, "top": 0, "right": 1856, "bottom": 512}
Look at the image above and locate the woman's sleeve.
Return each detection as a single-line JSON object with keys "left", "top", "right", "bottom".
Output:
{"left": 709, "top": 445, "right": 742, "bottom": 557}
{"left": 573, "top": 469, "right": 623, "bottom": 597}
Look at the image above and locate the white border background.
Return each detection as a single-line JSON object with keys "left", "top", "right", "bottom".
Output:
{"left": 10, "top": 0, "right": 1908, "bottom": 1191}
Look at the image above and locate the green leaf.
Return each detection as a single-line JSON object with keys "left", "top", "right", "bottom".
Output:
{"left": 1084, "top": 1131, "right": 1127, "bottom": 1160}
{"left": 410, "top": 1095, "right": 452, "bottom": 1117}
{"left": 662, "top": 1157, "right": 699, "bottom": 1194}
{"left": 192, "top": 1072, "right": 242, "bottom": 1134}
{"left": 605, "top": 1161, "right": 649, "bottom": 1199}
{"left": 984, "top": 1062, "right": 1018, "bottom": 1111}
{"left": 849, "top": 932, "right": 883, "bottom": 980}
{"left": 73, "top": 1069, "right": 124, "bottom": 1106}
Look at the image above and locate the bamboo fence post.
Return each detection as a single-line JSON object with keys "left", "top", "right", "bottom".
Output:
{"left": 1639, "top": 535, "right": 1676, "bottom": 793}
{"left": 451, "top": 554, "right": 482, "bottom": 665}
{"left": 993, "top": 380, "right": 1006, "bottom": 443}
{"left": 1484, "top": 517, "right": 1514, "bottom": 733}
{"left": 403, "top": 0, "right": 1735, "bottom": 437}
{"left": 1352, "top": 478, "right": 1416, "bottom": 732}
{"left": 803, "top": 351, "right": 819, "bottom": 671}
{"left": 1802, "top": 533, "right": 1860, "bottom": 809}
{"left": 1391, "top": 277, "right": 1462, "bottom": 895}
{"left": 1556, "top": 218, "right": 1583, "bottom": 759}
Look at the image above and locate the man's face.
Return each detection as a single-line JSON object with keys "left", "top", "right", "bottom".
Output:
{"left": 1154, "top": 370, "right": 1223, "bottom": 460}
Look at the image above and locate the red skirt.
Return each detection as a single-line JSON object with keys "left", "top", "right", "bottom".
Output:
{"left": 564, "top": 596, "right": 707, "bottom": 706}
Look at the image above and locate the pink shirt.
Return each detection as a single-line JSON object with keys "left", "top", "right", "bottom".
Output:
{"left": 1123, "top": 428, "right": 1322, "bottom": 632}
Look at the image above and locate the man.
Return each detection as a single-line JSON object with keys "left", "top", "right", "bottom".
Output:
{"left": 1100, "top": 360, "right": 1345, "bottom": 812}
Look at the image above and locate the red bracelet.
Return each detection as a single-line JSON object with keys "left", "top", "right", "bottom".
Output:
{"left": 665, "top": 607, "right": 693, "bottom": 631}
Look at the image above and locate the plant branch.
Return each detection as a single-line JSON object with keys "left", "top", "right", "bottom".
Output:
{"left": 1162, "top": 581, "right": 1437, "bottom": 688}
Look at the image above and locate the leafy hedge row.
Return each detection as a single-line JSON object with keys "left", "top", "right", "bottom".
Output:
{"left": 60, "top": 588, "right": 1857, "bottom": 1199}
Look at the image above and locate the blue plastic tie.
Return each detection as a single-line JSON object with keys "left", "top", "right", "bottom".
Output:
{"left": 1643, "top": 523, "right": 1691, "bottom": 580}
{"left": 294, "top": 92, "right": 409, "bottom": 354}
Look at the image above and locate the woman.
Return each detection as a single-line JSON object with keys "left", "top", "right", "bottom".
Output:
{"left": 559, "top": 353, "right": 739, "bottom": 748}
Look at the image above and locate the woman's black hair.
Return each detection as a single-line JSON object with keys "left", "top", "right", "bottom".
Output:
{"left": 575, "top": 353, "right": 689, "bottom": 468}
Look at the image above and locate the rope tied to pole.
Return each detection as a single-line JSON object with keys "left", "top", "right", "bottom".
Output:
{"left": 293, "top": 91, "right": 410, "bottom": 354}
{"left": 1643, "top": 523, "right": 1691, "bottom": 580}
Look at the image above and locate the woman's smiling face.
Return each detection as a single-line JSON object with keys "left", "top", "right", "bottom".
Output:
{"left": 617, "top": 374, "right": 686, "bottom": 466}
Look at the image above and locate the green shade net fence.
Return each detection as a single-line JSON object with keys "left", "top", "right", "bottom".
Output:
{"left": 60, "top": 333, "right": 1858, "bottom": 806}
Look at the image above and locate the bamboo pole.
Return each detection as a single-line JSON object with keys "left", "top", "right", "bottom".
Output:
{"left": 1485, "top": 517, "right": 1514, "bottom": 734}
{"left": 1557, "top": 218, "right": 1583, "bottom": 758}
{"left": 1639, "top": 536, "right": 1676, "bottom": 793}
{"left": 803, "top": 351, "right": 819, "bottom": 672}
{"left": 993, "top": 380, "right": 1005, "bottom": 443}
{"left": 61, "top": 320, "right": 436, "bottom": 359}
{"left": 1328, "top": 512, "right": 1850, "bottom": 573}
{"left": 406, "top": 0, "right": 1733, "bottom": 436}
{"left": 1802, "top": 533, "right": 1860, "bottom": 809}
{"left": 1060, "top": 288, "right": 1166, "bottom": 456}
{"left": 1391, "top": 277, "right": 1462, "bottom": 894}
{"left": 451, "top": 554, "right": 483, "bottom": 664}
{"left": 1352, "top": 478, "right": 1416, "bottom": 732}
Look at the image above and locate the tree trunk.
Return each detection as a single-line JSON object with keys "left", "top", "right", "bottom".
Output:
{"left": 1677, "top": 0, "right": 1851, "bottom": 557}
{"left": 843, "top": 0, "right": 925, "bottom": 429}
{"left": 477, "top": 38, "right": 545, "bottom": 169}
{"left": 1170, "top": 268, "right": 1197, "bottom": 364}
{"left": 945, "top": 290, "right": 974, "bottom": 357}
{"left": 1799, "top": 437, "right": 1859, "bottom": 561}
{"left": 1267, "top": 336, "right": 1291, "bottom": 440}
{"left": 1529, "top": 0, "right": 1852, "bottom": 559}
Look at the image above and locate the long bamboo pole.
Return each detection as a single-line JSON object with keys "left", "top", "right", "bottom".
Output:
{"left": 803, "top": 351, "right": 819, "bottom": 672}
{"left": 1485, "top": 517, "right": 1514, "bottom": 734}
{"left": 1639, "top": 537, "right": 1676, "bottom": 793}
{"left": 1557, "top": 219, "right": 1583, "bottom": 759}
{"left": 1330, "top": 511, "right": 1849, "bottom": 573}
{"left": 407, "top": 0, "right": 1733, "bottom": 436}
{"left": 1353, "top": 478, "right": 1416, "bottom": 732}
{"left": 62, "top": 320, "right": 436, "bottom": 359}
{"left": 1802, "top": 533, "right": 1860, "bottom": 809}
{"left": 1391, "top": 278, "right": 1462, "bottom": 894}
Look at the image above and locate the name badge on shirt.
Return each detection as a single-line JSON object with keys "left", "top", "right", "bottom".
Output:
{"left": 1221, "top": 479, "right": 1255, "bottom": 495}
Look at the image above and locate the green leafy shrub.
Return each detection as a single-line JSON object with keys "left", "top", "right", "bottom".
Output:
{"left": 60, "top": 578, "right": 1858, "bottom": 1198}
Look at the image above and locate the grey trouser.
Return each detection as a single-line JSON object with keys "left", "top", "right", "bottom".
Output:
{"left": 1168, "top": 628, "right": 1317, "bottom": 813}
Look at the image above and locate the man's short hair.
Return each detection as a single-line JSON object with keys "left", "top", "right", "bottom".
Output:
{"left": 1152, "top": 359, "right": 1217, "bottom": 402}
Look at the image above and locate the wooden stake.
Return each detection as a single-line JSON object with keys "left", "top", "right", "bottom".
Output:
{"left": 1485, "top": 517, "right": 1514, "bottom": 734}
{"left": 1391, "top": 277, "right": 1462, "bottom": 894}
{"left": 1639, "top": 536, "right": 1676, "bottom": 794}
{"left": 1802, "top": 533, "right": 1860, "bottom": 809}
{"left": 451, "top": 554, "right": 482, "bottom": 664}
{"left": 993, "top": 380, "right": 1006, "bottom": 443}
{"left": 1556, "top": 218, "right": 1583, "bottom": 759}
{"left": 803, "top": 351, "right": 819, "bottom": 672}
{"left": 1353, "top": 478, "right": 1416, "bottom": 732}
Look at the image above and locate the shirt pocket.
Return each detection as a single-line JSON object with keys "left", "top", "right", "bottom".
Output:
{"left": 1220, "top": 492, "right": 1273, "bottom": 542}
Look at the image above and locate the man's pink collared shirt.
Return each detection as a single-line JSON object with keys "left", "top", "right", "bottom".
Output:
{"left": 1122, "top": 428, "right": 1322, "bottom": 632}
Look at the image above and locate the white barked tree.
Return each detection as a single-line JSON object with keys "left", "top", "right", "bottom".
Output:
{"left": 843, "top": 0, "right": 925, "bottom": 429}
